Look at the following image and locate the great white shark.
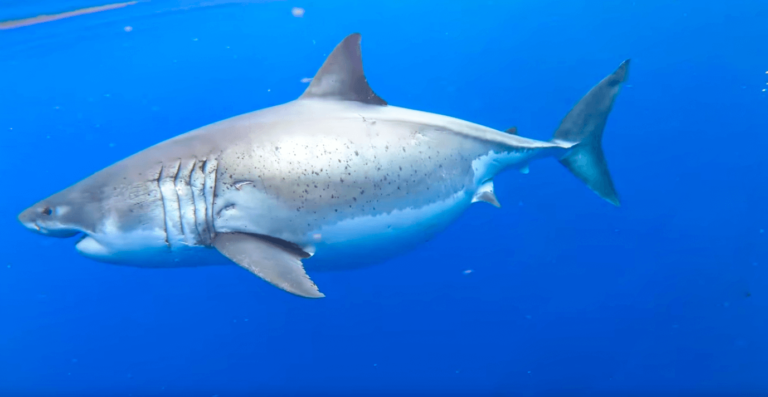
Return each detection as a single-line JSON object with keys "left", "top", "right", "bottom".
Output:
{"left": 18, "top": 33, "right": 629, "bottom": 298}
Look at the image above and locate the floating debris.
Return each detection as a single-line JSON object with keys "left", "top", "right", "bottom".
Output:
{"left": 300, "top": 77, "right": 313, "bottom": 83}
{"left": 463, "top": 269, "right": 472, "bottom": 275}
{"left": 291, "top": 7, "right": 305, "bottom": 17}
{"left": 124, "top": 26, "right": 133, "bottom": 32}
{"left": 0, "top": 1, "right": 138, "bottom": 30}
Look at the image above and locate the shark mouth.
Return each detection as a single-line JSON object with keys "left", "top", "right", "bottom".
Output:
{"left": 33, "top": 223, "right": 81, "bottom": 238}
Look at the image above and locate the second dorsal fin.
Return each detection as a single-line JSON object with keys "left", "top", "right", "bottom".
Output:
{"left": 505, "top": 126, "right": 518, "bottom": 135}
{"left": 299, "top": 33, "right": 387, "bottom": 106}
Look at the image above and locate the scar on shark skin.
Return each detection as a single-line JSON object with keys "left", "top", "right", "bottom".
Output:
{"left": 0, "top": 1, "right": 138, "bottom": 30}
{"left": 234, "top": 181, "right": 255, "bottom": 190}
{"left": 217, "top": 204, "right": 236, "bottom": 219}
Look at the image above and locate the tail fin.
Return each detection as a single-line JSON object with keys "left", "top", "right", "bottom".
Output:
{"left": 553, "top": 60, "right": 629, "bottom": 206}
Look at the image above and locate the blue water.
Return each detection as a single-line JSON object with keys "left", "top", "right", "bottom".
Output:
{"left": 1, "top": 1, "right": 767, "bottom": 395}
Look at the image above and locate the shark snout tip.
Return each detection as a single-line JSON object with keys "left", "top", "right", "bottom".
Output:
{"left": 17, "top": 208, "right": 42, "bottom": 233}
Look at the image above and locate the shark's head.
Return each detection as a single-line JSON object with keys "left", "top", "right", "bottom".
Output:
{"left": 18, "top": 186, "right": 100, "bottom": 239}
{"left": 18, "top": 199, "right": 83, "bottom": 238}
{"left": 19, "top": 175, "right": 177, "bottom": 266}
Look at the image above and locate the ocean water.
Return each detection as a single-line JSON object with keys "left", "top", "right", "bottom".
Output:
{"left": 1, "top": 1, "right": 767, "bottom": 396}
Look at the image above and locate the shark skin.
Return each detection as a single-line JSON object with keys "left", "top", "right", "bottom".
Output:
{"left": 18, "top": 33, "right": 630, "bottom": 298}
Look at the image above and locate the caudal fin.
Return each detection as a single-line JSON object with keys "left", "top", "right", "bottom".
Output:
{"left": 552, "top": 60, "right": 629, "bottom": 206}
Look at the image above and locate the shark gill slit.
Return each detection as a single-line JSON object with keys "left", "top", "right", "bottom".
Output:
{"left": 200, "top": 159, "right": 211, "bottom": 243}
{"left": 202, "top": 157, "right": 218, "bottom": 242}
{"left": 209, "top": 158, "right": 218, "bottom": 241}
{"left": 157, "top": 160, "right": 185, "bottom": 249}
{"left": 155, "top": 164, "right": 170, "bottom": 248}
{"left": 171, "top": 159, "right": 187, "bottom": 244}
{"left": 191, "top": 159, "right": 210, "bottom": 246}
{"left": 185, "top": 159, "right": 202, "bottom": 245}
{"left": 175, "top": 159, "right": 200, "bottom": 246}
{"left": 170, "top": 160, "right": 183, "bottom": 245}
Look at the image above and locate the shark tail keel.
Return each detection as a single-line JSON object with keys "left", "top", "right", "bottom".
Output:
{"left": 552, "top": 60, "right": 629, "bottom": 206}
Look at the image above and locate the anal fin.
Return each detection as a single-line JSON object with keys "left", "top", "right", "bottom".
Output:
{"left": 472, "top": 180, "right": 501, "bottom": 208}
{"left": 213, "top": 232, "right": 324, "bottom": 298}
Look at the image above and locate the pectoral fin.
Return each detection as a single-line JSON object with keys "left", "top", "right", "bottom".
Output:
{"left": 213, "top": 232, "right": 324, "bottom": 298}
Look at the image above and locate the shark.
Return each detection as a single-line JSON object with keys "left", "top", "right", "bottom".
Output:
{"left": 18, "top": 33, "right": 629, "bottom": 298}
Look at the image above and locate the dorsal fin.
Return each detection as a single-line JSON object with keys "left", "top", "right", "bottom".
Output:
{"left": 505, "top": 126, "right": 518, "bottom": 135}
{"left": 299, "top": 33, "right": 387, "bottom": 106}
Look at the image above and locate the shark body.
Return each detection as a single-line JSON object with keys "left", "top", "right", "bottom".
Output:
{"left": 19, "top": 33, "right": 629, "bottom": 298}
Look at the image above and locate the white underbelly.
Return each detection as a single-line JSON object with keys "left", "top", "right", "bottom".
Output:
{"left": 75, "top": 228, "right": 229, "bottom": 268}
{"left": 303, "top": 189, "right": 472, "bottom": 270}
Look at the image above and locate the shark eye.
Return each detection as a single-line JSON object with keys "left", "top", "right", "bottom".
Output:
{"left": 41, "top": 207, "right": 53, "bottom": 216}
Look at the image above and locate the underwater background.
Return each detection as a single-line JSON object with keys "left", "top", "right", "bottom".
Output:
{"left": 1, "top": 0, "right": 767, "bottom": 395}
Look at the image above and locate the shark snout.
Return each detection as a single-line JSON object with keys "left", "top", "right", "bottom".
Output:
{"left": 18, "top": 205, "right": 80, "bottom": 238}
{"left": 18, "top": 207, "right": 42, "bottom": 232}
